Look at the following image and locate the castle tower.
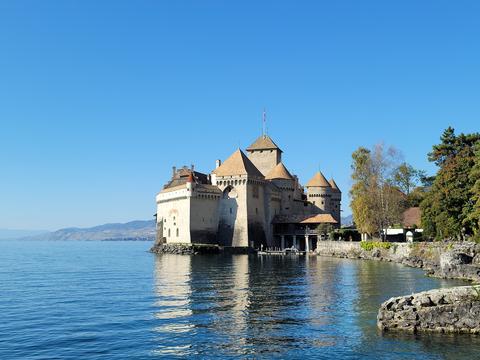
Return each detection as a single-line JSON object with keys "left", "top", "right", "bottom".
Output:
{"left": 246, "top": 135, "right": 282, "bottom": 176}
{"left": 305, "top": 171, "right": 332, "bottom": 213}
{"left": 265, "top": 162, "right": 295, "bottom": 215}
{"left": 212, "top": 149, "right": 266, "bottom": 248}
{"left": 329, "top": 178, "right": 342, "bottom": 225}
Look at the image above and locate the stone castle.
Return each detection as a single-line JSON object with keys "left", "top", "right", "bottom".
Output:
{"left": 155, "top": 133, "right": 341, "bottom": 252}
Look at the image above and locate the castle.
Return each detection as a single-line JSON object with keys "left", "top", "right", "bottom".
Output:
{"left": 155, "top": 133, "right": 341, "bottom": 252}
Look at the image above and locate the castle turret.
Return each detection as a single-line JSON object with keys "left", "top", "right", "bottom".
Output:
{"left": 265, "top": 162, "right": 295, "bottom": 214}
{"left": 305, "top": 171, "right": 332, "bottom": 213}
{"left": 246, "top": 135, "right": 282, "bottom": 176}
{"left": 329, "top": 178, "right": 342, "bottom": 225}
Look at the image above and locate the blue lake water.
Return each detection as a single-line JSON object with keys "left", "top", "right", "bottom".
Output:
{"left": 1, "top": 240, "right": 479, "bottom": 359}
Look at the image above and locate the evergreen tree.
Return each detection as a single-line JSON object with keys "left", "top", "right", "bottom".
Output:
{"left": 421, "top": 128, "right": 480, "bottom": 240}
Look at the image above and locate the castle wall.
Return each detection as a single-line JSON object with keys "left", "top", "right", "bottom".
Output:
{"left": 216, "top": 177, "right": 249, "bottom": 247}
{"left": 271, "top": 179, "right": 295, "bottom": 215}
{"left": 246, "top": 179, "right": 268, "bottom": 247}
{"left": 190, "top": 192, "right": 220, "bottom": 244}
{"left": 156, "top": 188, "right": 191, "bottom": 244}
{"left": 247, "top": 150, "right": 281, "bottom": 176}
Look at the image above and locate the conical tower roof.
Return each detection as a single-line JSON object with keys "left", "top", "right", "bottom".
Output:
{"left": 212, "top": 149, "right": 264, "bottom": 178}
{"left": 329, "top": 178, "right": 341, "bottom": 193}
{"left": 246, "top": 135, "right": 282, "bottom": 152}
{"left": 306, "top": 171, "right": 331, "bottom": 187}
{"left": 265, "top": 162, "right": 294, "bottom": 180}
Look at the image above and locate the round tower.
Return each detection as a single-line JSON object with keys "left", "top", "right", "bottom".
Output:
{"left": 329, "top": 178, "right": 342, "bottom": 224}
{"left": 305, "top": 171, "right": 332, "bottom": 213}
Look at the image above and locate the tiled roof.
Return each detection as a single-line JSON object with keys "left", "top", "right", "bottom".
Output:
{"left": 301, "top": 214, "right": 338, "bottom": 224}
{"left": 272, "top": 213, "right": 338, "bottom": 224}
{"left": 159, "top": 184, "right": 187, "bottom": 194}
{"left": 212, "top": 149, "right": 264, "bottom": 178}
{"left": 329, "top": 178, "right": 341, "bottom": 193}
{"left": 163, "top": 168, "right": 209, "bottom": 190}
{"left": 265, "top": 162, "right": 294, "bottom": 180}
{"left": 305, "top": 171, "right": 331, "bottom": 187}
{"left": 402, "top": 207, "right": 421, "bottom": 228}
{"left": 246, "top": 135, "right": 282, "bottom": 152}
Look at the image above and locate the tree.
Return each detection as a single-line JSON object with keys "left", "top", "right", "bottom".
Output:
{"left": 316, "top": 223, "right": 334, "bottom": 238}
{"left": 350, "top": 143, "right": 406, "bottom": 240}
{"left": 392, "top": 162, "right": 420, "bottom": 195}
{"left": 465, "top": 142, "right": 480, "bottom": 238}
{"left": 421, "top": 128, "right": 480, "bottom": 240}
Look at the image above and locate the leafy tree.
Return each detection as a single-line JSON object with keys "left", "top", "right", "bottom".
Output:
{"left": 392, "top": 162, "right": 420, "bottom": 195}
{"left": 316, "top": 223, "right": 334, "bottom": 237}
{"left": 350, "top": 143, "right": 406, "bottom": 240}
{"left": 421, "top": 128, "right": 480, "bottom": 240}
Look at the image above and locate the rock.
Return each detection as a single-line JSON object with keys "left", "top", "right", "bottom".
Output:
{"left": 378, "top": 286, "right": 480, "bottom": 334}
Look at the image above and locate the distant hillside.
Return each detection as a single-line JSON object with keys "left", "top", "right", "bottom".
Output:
{"left": 341, "top": 215, "right": 353, "bottom": 227}
{"left": 0, "top": 229, "right": 50, "bottom": 240}
{"left": 22, "top": 220, "right": 156, "bottom": 241}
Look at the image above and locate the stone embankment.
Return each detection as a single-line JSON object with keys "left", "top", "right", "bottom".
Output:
{"left": 150, "top": 243, "right": 221, "bottom": 255}
{"left": 150, "top": 242, "right": 252, "bottom": 255}
{"left": 316, "top": 241, "right": 480, "bottom": 283}
{"left": 377, "top": 286, "right": 480, "bottom": 334}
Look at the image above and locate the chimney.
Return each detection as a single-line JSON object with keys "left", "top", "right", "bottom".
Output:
{"left": 172, "top": 166, "right": 176, "bottom": 177}
{"left": 191, "top": 164, "right": 195, "bottom": 172}
{"left": 215, "top": 159, "right": 221, "bottom": 169}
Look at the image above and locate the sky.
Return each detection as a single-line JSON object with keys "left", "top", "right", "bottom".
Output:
{"left": 0, "top": 1, "right": 479, "bottom": 230}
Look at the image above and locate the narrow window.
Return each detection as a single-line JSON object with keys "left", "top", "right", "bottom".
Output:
{"left": 255, "top": 208, "right": 258, "bottom": 214}
{"left": 168, "top": 229, "right": 171, "bottom": 237}
{"left": 230, "top": 208, "right": 232, "bottom": 214}
{"left": 176, "top": 228, "right": 179, "bottom": 237}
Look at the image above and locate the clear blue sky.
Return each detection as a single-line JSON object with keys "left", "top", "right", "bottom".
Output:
{"left": 1, "top": 1, "right": 479, "bottom": 230}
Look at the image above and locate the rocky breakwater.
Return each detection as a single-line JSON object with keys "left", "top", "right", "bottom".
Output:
{"left": 150, "top": 242, "right": 221, "bottom": 255}
{"left": 316, "top": 241, "right": 480, "bottom": 283}
{"left": 378, "top": 286, "right": 480, "bottom": 334}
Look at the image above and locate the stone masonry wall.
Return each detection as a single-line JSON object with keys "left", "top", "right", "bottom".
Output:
{"left": 316, "top": 241, "right": 480, "bottom": 283}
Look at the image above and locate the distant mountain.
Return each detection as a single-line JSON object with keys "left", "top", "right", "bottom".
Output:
{"left": 0, "top": 229, "right": 50, "bottom": 240}
{"left": 22, "top": 220, "right": 156, "bottom": 241}
{"left": 341, "top": 214, "right": 353, "bottom": 227}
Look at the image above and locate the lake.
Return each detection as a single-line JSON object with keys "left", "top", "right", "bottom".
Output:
{"left": 1, "top": 240, "right": 479, "bottom": 359}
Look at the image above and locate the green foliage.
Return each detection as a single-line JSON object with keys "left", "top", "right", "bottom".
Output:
{"left": 392, "top": 162, "right": 422, "bottom": 195}
{"left": 360, "top": 241, "right": 391, "bottom": 251}
{"left": 350, "top": 144, "right": 408, "bottom": 238}
{"left": 421, "top": 127, "right": 480, "bottom": 240}
{"left": 337, "top": 228, "right": 361, "bottom": 241}
{"left": 316, "top": 223, "right": 334, "bottom": 235}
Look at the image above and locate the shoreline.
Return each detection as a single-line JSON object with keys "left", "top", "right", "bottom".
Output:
{"left": 315, "top": 240, "right": 480, "bottom": 283}
{"left": 314, "top": 240, "right": 480, "bottom": 334}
